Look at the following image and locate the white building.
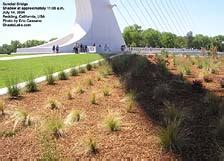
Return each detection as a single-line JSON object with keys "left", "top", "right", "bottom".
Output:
{"left": 17, "top": 0, "right": 125, "bottom": 54}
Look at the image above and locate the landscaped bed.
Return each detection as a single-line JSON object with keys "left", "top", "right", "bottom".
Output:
{"left": 0, "top": 54, "right": 103, "bottom": 88}
{"left": 0, "top": 61, "right": 175, "bottom": 160}
{"left": 1, "top": 52, "right": 224, "bottom": 160}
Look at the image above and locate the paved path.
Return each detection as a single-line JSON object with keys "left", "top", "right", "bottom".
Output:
{"left": 0, "top": 53, "right": 76, "bottom": 61}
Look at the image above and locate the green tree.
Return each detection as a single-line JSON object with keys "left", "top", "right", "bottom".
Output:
{"left": 142, "top": 28, "right": 161, "bottom": 47}
{"left": 192, "top": 34, "right": 211, "bottom": 49}
{"left": 160, "top": 32, "right": 177, "bottom": 48}
{"left": 186, "top": 31, "right": 193, "bottom": 48}
{"left": 123, "top": 24, "right": 143, "bottom": 47}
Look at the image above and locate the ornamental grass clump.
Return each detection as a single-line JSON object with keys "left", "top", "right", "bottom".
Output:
{"left": 6, "top": 78, "right": 20, "bottom": 99}
{"left": 47, "top": 99, "right": 60, "bottom": 110}
{"left": 153, "top": 83, "right": 170, "bottom": 100}
{"left": 83, "top": 137, "right": 97, "bottom": 154}
{"left": 103, "top": 86, "right": 110, "bottom": 96}
{"left": 42, "top": 116, "right": 64, "bottom": 139}
{"left": 58, "top": 71, "right": 68, "bottom": 80}
{"left": 125, "top": 91, "right": 137, "bottom": 113}
{"left": 45, "top": 67, "right": 56, "bottom": 85}
{"left": 86, "top": 63, "right": 93, "bottom": 71}
{"left": 0, "top": 101, "right": 5, "bottom": 115}
{"left": 204, "top": 92, "right": 221, "bottom": 115}
{"left": 178, "top": 64, "right": 191, "bottom": 76}
{"left": 159, "top": 120, "right": 189, "bottom": 153}
{"left": 104, "top": 113, "right": 121, "bottom": 132}
{"left": 70, "top": 68, "right": 79, "bottom": 76}
{"left": 64, "top": 110, "right": 82, "bottom": 126}
{"left": 26, "top": 74, "right": 38, "bottom": 92}
{"left": 11, "top": 108, "right": 31, "bottom": 131}
{"left": 91, "top": 93, "right": 97, "bottom": 105}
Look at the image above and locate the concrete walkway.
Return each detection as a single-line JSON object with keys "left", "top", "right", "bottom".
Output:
{"left": 0, "top": 53, "right": 76, "bottom": 61}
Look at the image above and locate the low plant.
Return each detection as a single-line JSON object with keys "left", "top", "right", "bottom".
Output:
{"left": 6, "top": 78, "right": 20, "bottom": 99}
{"left": 91, "top": 93, "right": 97, "bottom": 105}
{"left": 163, "top": 101, "right": 182, "bottom": 125}
{"left": 0, "top": 131, "right": 16, "bottom": 137}
{"left": 0, "top": 101, "right": 5, "bottom": 115}
{"left": 45, "top": 67, "right": 56, "bottom": 85}
{"left": 42, "top": 116, "right": 64, "bottom": 139}
{"left": 11, "top": 108, "right": 31, "bottom": 131}
{"left": 220, "top": 79, "right": 224, "bottom": 88}
{"left": 87, "top": 79, "right": 94, "bottom": 86}
{"left": 76, "top": 85, "right": 85, "bottom": 94}
{"left": 79, "top": 67, "right": 86, "bottom": 73}
{"left": 70, "top": 68, "right": 79, "bottom": 76}
{"left": 203, "top": 92, "right": 221, "bottom": 115}
{"left": 200, "top": 71, "right": 213, "bottom": 83}
{"left": 67, "top": 90, "right": 73, "bottom": 100}
{"left": 192, "top": 80, "right": 203, "bottom": 92}
{"left": 159, "top": 121, "right": 189, "bottom": 153}
{"left": 104, "top": 113, "right": 121, "bottom": 132}
{"left": 86, "top": 63, "right": 92, "bottom": 71}
{"left": 47, "top": 99, "right": 60, "bottom": 110}
{"left": 216, "top": 116, "right": 224, "bottom": 140}
{"left": 64, "top": 110, "right": 82, "bottom": 126}
{"left": 195, "top": 56, "right": 203, "bottom": 69}
{"left": 40, "top": 133, "right": 58, "bottom": 160}
{"left": 126, "top": 91, "right": 137, "bottom": 113}
{"left": 84, "top": 137, "right": 97, "bottom": 154}
{"left": 58, "top": 71, "right": 68, "bottom": 80}
{"left": 153, "top": 83, "right": 170, "bottom": 100}
{"left": 103, "top": 87, "right": 110, "bottom": 96}
{"left": 178, "top": 64, "right": 191, "bottom": 76}
{"left": 26, "top": 74, "right": 38, "bottom": 92}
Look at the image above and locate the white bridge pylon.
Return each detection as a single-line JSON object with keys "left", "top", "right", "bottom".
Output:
{"left": 17, "top": 0, "right": 125, "bottom": 54}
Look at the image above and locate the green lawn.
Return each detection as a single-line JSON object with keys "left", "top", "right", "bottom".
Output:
{"left": 0, "top": 54, "right": 103, "bottom": 88}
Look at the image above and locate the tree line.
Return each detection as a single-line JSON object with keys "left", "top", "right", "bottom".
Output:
{"left": 123, "top": 24, "right": 224, "bottom": 51}
{"left": 0, "top": 37, "right": 58, "bottom": 54}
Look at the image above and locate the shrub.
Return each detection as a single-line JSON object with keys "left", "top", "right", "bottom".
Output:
{"left": 26, "top": 76, "right": 38, "bottom": 92}
{"left": 45, "top": 67, "right": 55, "bottom": 85}
{"left": 103, "top": 87, "right": 110, "bottom": 96}
{"left": 104, "top": 114, "right": 121, "bottom": 132}
{"left": 204, "top": 92, "right": 221, "bottom": 115}
{"left": 70, "top": 68, "right": 79, "bottom": 76}
{"left": 0, "top": 101, "right": 5, "bottom": 115}
{"left": 192, "top": 80, "right": 203, "bottom": 92}
{"left": 58, "top": 71, "right": 68, "bottom": 80}
{"left": 6, "top": 78, "right": 20, "bottom": 98}
{"left": 86, "top": 64, "right": 92, "bottom": 71}
{"left": 84, "top": 137, "right": 97, "bottom": 154}
{"left": 43, "top": 116, "right": 64, "bottom": 139}
{"left": 153, "top": 84, "right": 170, "bottom": 100}
{"left": 79, "top": 67, "right": 86, "bottom": 73}
{"left": 91, "top": 93, "right": 97, "bottom": 105}
{"left": 64, "top": 110, "right": 82, "bottom": 126}
{"left": 220, "top": 79, "right": 224, "bottom": 88}
{"left": 11, "top": 108, "right": 31, "bottom": 131}
{"left": 159, "top": 121, "right": 189, "bottom": 153}
{"left": 47, "top": 99, "right": 60, "bottom": 110}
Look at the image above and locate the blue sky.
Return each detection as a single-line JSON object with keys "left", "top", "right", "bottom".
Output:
{"left": 0, "top": 0, "right": 223, "bottom": 45}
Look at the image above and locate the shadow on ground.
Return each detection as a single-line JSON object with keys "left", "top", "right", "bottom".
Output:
{"left": 109, "top": 54, "right": 224, "bottom": 161}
